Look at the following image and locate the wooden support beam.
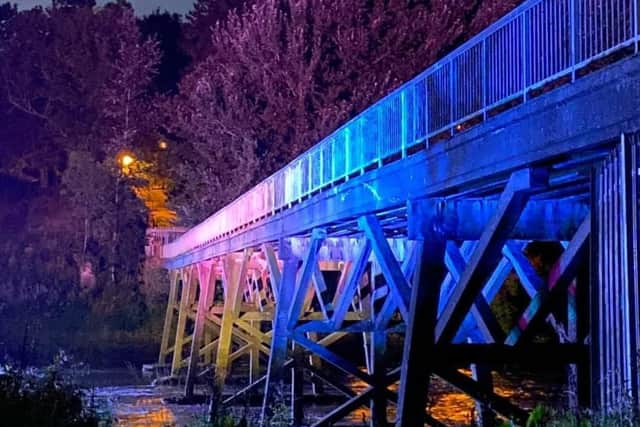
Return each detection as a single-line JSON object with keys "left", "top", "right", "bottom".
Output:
{"left": 502, "top": 242, "right": 542, "bottom": 297}
{"left": 371, "top": 331, "right": 388, "bottom": 427}
{"left": 295, "top": 319, "right": 374, "bottom": 333}
{"left": 445, "top": 241, "right": 505, "bottom": 344}
{"left": 506, "top": 215, "right": 590, "bottom": 345}
{"left": 185, "top": 261, "right": 215, "bottom": 398}
{"left": 288, "top": 229, "right": 326, "bottom": 330}
{"left": 292, "top": 332, "right": 374, "bottom": 385}
{"left": 159, "top": 270, "right": 179, "bottom": 364}
{"left": 397, "top": 237, "right": 448, "bottom": 426}
{"left": 263, "top": 244, "right": 281, "bottom": 303}
{"left": 250, "top": 321, "right": 260, "bottom": 384}
{"left": 291, "top": 347, "right": 304, "bottom": 426}
{"left": 172, "top": 267, "right": 196, "bottom": 375}
{"left": 332, "top": 240, "right": 371, "bottom": 328}
{"left": 311, "top": 387, "right": 373, "bottom": 427}
{"left": 360, "top": 215, "right": 411, "bottom": 321}
{"left": 313, "top": 263, "right": 333, "bottom": 317}
{"left": 469, "top": 339, "right": 495, "bottom": 427}
{"left": 375, "top": 242, "right": 417, "bottom": 330}
{"left": 224, "top": 359, "right": 295, "bottom": 406}
{"left": 456, "top": 257, "right": 512, "bottom": 342}
{"left": 260, "top": 249, "right": 298, "bottom": 427}
{"left": 215, "top": 249, "right": 251, "bottom": 387}
{"left": 437, "top": 168, "right": 548, "bottom": 343}
{"left": 438, "top": 241, "right": 477, "bottom": 316}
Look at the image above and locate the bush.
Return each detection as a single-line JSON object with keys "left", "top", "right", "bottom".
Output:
{"left": 0, "top": 356, "right": 100, "bottom": 427}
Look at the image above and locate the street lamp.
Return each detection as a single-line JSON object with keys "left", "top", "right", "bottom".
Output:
{"left": 116, "top": 151, "right": 136, "bottom": 175}
{"left": 120, "top": 154, "right": 135, "bottom": 168}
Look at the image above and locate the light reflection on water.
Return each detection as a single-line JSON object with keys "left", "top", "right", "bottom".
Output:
{"left": 89, "top": 369, "right": 561, "bottom": 426}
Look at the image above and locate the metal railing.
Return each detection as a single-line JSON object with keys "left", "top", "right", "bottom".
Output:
{"left": 163, "top": 0, "right": 639, "bottom": 260}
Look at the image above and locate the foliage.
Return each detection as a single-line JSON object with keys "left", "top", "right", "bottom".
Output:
{"left": 138, "top": 10, "right": 191, "bottom": 95}
{"left": 0, "top": 355, "right": 100, "bottom": 427}
{"left": 181, "top": 0, "right": 254, "bottom": 65}
{"left": 168, "top": 0, "right": 520, "bottom": 224}
{"left": 0, "top": 0, "right": 163, "bottom": 365}
{"left": 526, "top": 404, "right": 640, "bottom": 427}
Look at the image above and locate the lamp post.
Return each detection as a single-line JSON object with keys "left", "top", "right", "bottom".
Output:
{"left": 111, "top": 151, "right": 136, "bottom": 285}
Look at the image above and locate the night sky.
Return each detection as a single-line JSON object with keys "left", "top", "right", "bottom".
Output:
{"left": 13, "top": 0, "right": 195, "bottom": 15}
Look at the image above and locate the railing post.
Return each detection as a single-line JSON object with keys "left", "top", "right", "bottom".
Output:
{"left": 331, "top": 138, "right": 336, "bottom": 182}
{"left": 635, "top": 0, "right": 639, "bottom": 52}
{"left": 521, "top": 12, "right": 528, "bottom": 101}
{"left": 401, "top": 91, "right": 408, "bottom": 159}
{"left": 377, "top": 106, "right": 383, "bottom": 168}
{"left": 424, "top": 78, "right": 430, "bottom": 149}
{"left": 481, "top": 38, "right": 487, "bottom": 121}
{"left": 319, "top": 148, "right": 323, "bottom": 189}
{"left": 450, "top": 59, "right": 456, "bottom": 137}
{"left": 345, "top": 129, "right": 351, "bottom": 180}
{"left": 569, "top": 0, "right": 576, "bottom": 81}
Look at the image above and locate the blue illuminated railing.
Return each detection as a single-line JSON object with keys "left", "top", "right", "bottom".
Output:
{"left": 163, "top": 0, "right": 639, "bottom": 259}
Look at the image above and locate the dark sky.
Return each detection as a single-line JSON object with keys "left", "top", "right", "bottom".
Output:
{"left": 13, "top": 0, "right": 195, "bottom": 16}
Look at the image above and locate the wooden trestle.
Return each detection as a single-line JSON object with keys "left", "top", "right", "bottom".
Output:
{"left": 158, "top": 135, "right": 640, "bottom": 426}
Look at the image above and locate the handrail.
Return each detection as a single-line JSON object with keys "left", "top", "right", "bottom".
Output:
{"left": 163, "top": 0, "right": 639, "bottom": 260}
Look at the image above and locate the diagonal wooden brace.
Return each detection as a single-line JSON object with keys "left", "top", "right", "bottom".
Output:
{"left": 436, "top": 168, "right": 548, "bottom": 343}
{"left": 359, "top": 214, "right": 411, "bottom": 321}
{"left": 506, "top": 214, "right": 590, "bottom": 345}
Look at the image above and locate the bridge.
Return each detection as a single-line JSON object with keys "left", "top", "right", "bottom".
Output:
{"left": 152, "top": 0, "right": 640, "bottom": 425}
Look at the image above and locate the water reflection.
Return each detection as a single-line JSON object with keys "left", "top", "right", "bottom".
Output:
{"left": 90, "top": 368, "right": 561, "bottom": 426}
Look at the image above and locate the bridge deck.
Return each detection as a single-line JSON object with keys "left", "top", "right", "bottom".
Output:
{"left": 165, "top": 54, "right": 640, "bottom": 269}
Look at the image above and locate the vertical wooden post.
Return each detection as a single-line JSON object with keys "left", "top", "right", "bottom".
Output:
{"left": 371, "top": 330, "right": 388, "bottom": 427}
{"left": 215, "top": 250, "right": 251, "bottom": 388}
{"left": 307, "top": 332, "right": 324, "bottom": 395}
{"left": 250, "top": 320, "right": 260, "bottom": 383}
{"left": 172, "top": 268, "right": 196, "bottom": 376}
{"left": 261, "top": 244, "right": 298, "bottom": 426}
{"left": 185, "top": 261, "right": 215, "bottom": 399}
{"left": 397, "top": 237, "right": 447, "bottom": 426}
{"left": 159, "top": 270, "right": 178, "bottom": 365}
{"left": 291, "top": 344, "right": 304, "bottom": 426}
{"left": 471, "top": 362, "right": 495, "bottom": 427}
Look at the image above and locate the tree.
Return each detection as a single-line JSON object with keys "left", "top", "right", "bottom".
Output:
{"left": 181, "top": 0, "right": 254, "bottom": 65}
{"left": 138, "top": 10, "right": 191, "bottom": 95}
{"left": 168, "top": 0, "right": 521, "bottom": 226}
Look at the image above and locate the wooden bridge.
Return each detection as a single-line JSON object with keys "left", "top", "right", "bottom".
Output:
{"left": 152, "top": 0, "right": 640, "bottom": 424}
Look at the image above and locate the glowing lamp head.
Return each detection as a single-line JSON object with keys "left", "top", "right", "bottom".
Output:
{"left": 158, "top": 140, "right": 168, "bottom": 150}
{"left": 120, "top": 154, "right": 135, "bottom": 168}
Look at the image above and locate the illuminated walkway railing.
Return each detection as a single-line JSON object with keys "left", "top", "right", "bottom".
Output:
{"left": 163, "top": 0, "right": 639, "bottom": 259}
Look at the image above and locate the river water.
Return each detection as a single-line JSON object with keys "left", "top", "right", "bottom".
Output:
{"left": 83, "top": 368, "right": 563, "bottom": 426}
